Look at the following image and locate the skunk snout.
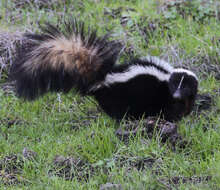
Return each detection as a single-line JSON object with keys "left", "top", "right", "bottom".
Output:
{"left": 173, "top": 89, "right": 182, "bottom": 99}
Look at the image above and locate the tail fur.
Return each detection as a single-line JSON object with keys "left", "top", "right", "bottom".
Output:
{"left": 10, "top": 19, "right": 122, "bottom": 100}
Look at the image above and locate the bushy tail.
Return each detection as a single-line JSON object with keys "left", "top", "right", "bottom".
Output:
{"left": 10, "top": 19, "right": 122, "bottom": 100}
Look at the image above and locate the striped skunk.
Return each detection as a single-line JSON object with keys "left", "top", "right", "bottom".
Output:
{"left": 10, "top": 19, "right": 198, "bottom": 121}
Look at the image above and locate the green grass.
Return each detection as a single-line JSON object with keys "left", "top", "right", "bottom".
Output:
{"left": 0, "top": 0, "right": 220, "bottom": 189}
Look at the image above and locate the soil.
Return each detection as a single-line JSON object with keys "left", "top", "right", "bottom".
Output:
{"left": 49, "top": 155, "right": 93, "bottom": 181}
{"left": 115, "top": 117, "right": 182, "bottom": 146}
{"left": 0, "top": 154, "right": 24, "bottom": 185}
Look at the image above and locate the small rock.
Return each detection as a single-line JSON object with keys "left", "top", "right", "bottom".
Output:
{"left": 100, "top": 183, "right": 123, "bottom": 190}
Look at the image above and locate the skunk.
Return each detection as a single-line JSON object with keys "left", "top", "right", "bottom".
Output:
{"left": 10, "top": 19, "right": 198, "bottom": 121}
{"left": 92, "top": 57, "right": 198, "bottom": 121}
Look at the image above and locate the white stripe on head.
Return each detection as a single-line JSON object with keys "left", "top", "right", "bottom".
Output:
{"left": 140, "top": 56, "right": 174, "bottom": 73}
{"left": 103, "top": 64, "right": 170, "bottom": 86}
{"left": 177, "top": 75, "right": 185, "bottom": 90}
{"left": 174, "top": 68, "right": 198, "bottom": 81}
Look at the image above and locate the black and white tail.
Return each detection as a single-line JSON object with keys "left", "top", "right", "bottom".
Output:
{"left": 10, "top": 19, "right": 122, "bottom": 100}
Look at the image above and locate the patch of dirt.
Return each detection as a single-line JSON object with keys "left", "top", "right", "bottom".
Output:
{"left": 49, "top": 155, "right": 93, "bottom": 181}
{"left": 49, "top": 154, "right": 157, "bottom": 181}
{"left": 194, "top": 94, "right": 213, "bottom": 113}
{"left": 115, "top": 155, "right": 157, "bottom": 171}
{"left": 93, "top": 154, "right": 161, "bottom": 174}
{"left": 49, "top": 154, "right": 160, "bottom": 181}
{"left": 0, "top": 155, "right": 23, "bottom": 174}
{"left": 0, "top": 117, "right": 27, "bottom": 128}
{"left": 0, "top": 155, "right": 24, "bottom": 185}
{"left": 169, "top": 176, "right": 212, "bottom": 185}
{"left": 115, "top": 117, "right": 182, "bottom": 146}
{"left": 158, "top": 175, "right": 212, "bottom": 189}
{"left": 155, "top": 176, "right": 212, "bottom": 190}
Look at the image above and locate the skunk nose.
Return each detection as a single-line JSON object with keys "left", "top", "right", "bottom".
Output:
{"left": 173, "top": 89, "right": 182, "bottom": 99}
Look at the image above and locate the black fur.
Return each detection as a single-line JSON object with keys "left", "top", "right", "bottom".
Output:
{"left": 168, "top": 71, "right": 198, "bottom": 116}
{"left": 93, "top": 73, "right": 170, "bottom": 120}
{"left": 91, "top": 60, "right": 198, "bottom": 121}
{"left": 10, "top": 19, "right": 198, "bottom": 121}
{"left": 10, "top": 19, "right": 122, "bottom": 100}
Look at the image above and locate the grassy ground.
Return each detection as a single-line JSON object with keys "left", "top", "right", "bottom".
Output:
{"left": 0, "top": 0, "right": 220, "bottom": 189}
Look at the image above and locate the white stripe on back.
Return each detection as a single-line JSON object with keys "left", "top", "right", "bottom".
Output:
{"left": 140, "top": 56, "right": 174, "bottom": 73}
{"left": 103, "top": 64, "right": 170, "bottom": 86}
{"left": 89, "top": 57, "right": 198, "bottom": 92}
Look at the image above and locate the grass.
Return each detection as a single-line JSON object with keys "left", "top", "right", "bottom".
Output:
{"left": 0, "top": 0, "right": 220, "bottom": 189}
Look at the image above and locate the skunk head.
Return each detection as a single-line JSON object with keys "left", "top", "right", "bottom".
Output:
{"left": 168, "top": 68, "right": 198, "bottom": 115}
